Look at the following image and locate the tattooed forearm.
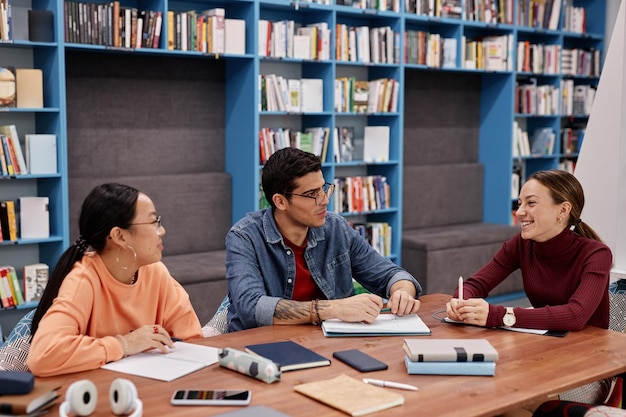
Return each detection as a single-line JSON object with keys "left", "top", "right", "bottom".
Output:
{"left": 274, "top": 300, "right": 310, "bottom": 322}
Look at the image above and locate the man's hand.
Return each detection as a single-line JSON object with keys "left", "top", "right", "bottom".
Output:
{"left": 386, "top": 281, "right": 420, "bottom": 315}
{"left": 324, "top": 294, "right": 384, "bottom": 323}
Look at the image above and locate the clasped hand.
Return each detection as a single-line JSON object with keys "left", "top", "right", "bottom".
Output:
{"left": 446, "top": 298, "right": 489, "bottom": 326}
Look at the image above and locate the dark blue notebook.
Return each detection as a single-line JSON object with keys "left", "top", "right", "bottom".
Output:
{"left": 244, "top": 340, "right": 331, "bottom": 372}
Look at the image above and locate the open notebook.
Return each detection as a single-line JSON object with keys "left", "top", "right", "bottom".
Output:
{"left": 101, "top": 341, "right": 219, "bottom": 381}
{"left": 322, "top": 314, "right": 431, "bottom": 337}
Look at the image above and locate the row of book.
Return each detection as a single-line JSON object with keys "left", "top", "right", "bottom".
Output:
{"left": 468, "top": 0, "right": 513, "bottom": 24}
{"left": 517, "top": 42, "right": 561, "bottom": 74}
{"left": 258, "top": 20, "right": 331, "bottom": 61}
{"left": 336, "top": 24, "right": 399, "bottom": 64}
{"left": 0, "top": 124, "right": 57, "bottom": 176}
{"left": 403, "top": 338, "right": 498, "bottom": 376}
{"left": 405, "top": 32, "right": 457, "bottom": 69}
{"left": 561, "top": 48, "right": 601, "bottom": 77}
{"left": 339, "top": 0, "right": 401, "bottom": 11}
{"left": 259, "top": 127, "right": 330, "bottom": 165}
{"left": 352, "top": 222, "right": 392, "bottom": 257}
{"left": 260, "top": 75, "right": 323, "bottom": 113}
{"left": 64, "top": 1, "right": 162, "bottom": 48}
{"left": 563, "top": 2, "right": 586, "bottom": 33}
{"left": 512, "top": 123, "right": 556, "bottom": 158}
{"left": 0, "top": 264, "right": 49, "bottom": 308}
{"left": 332, "top": 175, "right": 391, "bottom": 214}
{"left": 515, "top": 80, "right": 560, "bottom": 115}
{"left": 260, "top": 124, "right": 391, "bottom": 165}
{"left": 517, "top": 0, "right": 562, "bottom": 30}
{"left": 561, "top": 81, "right": 596, "bottom": 116}
{"left": 463, "top": 34, "right": 513, "bottom": 71}
{"left": 0, "top": 67, "right": 44, "bottom": 109}
{"left": 0, "top": 197, "right": 50, "bottom": 242}
{"left": 335, "top": 77, "right": 399, "bottom": 114}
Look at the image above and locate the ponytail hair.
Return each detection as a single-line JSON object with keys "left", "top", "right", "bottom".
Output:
{"left": 529, "top": 170, "right": 603, "bottom": 243}
{"left": 30, "top": 183, "right": 139, "bottom": 338}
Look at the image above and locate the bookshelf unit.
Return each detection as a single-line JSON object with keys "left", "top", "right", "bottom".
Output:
{"left": 0, "top": 0, "right": 68, "bottom": 331}
{"left": 0, "top": 0, "right": 607, "bottom": 332}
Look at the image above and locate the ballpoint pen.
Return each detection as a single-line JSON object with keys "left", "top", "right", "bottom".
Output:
{"left": 380, "top": 307, "right": 392, "bottom": 313}
{"left": 362, "top": 378, "right": 418, "bottom": 391}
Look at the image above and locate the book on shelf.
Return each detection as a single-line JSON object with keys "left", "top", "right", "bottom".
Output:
{"left": 0, "top": 266, "right": 16, "bottom": 308}
{"left": 225, "top": 18, "right": 245, "bottom": 54}
{"left": 530, "top": 128, "right": 555, "bottom": 156}
{"left": 1, "top": 266, "right": 24, "bottom": 306}
{"left": 0, "top": 380, "right": 60, "bottom": 415}
{"left": 404, "top": 355, "right": 496, "bottom": 376}
{"left": 363, "top": 126, "right": 390, "bottom": 163}
{"left": 15, "top": 69, "right": 44, "bottom": 108}
{"left": 403, "top": 338, "right": 499, "bottom": 362}
{"left": 0, "top": 67, "right": 16, "bottom": 107}
{"left": 353, "top": 80, "right": 369, "bottom": 113}
{"left": 244, "top": 340, "right": 331, "bottom": 372}
{"left": 18, "top": 196, "right": 50, "bottom": 239}
{"left": 322, "top": 313, "right": 431, "bottom": 337}
{"left": 300, "top": 78, "right": 323, "bottom": 113}
{"left": 25, "top": 134, "right": 57, "bottom": 174}
{"left": 101, "top": 341, "right": 219, "bottom": 381}
{"left": 0, "top": 200, "right": 18, "bottom": 241}
{"left": 23, "top": 263, "right": 49, "bottom": 303}
{"left": 294, "top": 374, "right": 404, "bottom": 416}
{"left": 203, "top": 8, "right": 225, "bottom": 54}
{"left": 0, "top": 124, "right": 27, "bottom": 174}
{"left": 338, "top": 126, "right": 355, "bottom": 162}
{"left": 287, "top": 79, "right": 301, "bottom": 112}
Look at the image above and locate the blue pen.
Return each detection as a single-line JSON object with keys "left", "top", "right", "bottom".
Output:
{"left": 171, "top": 337, "right": 183, "bottom": 342}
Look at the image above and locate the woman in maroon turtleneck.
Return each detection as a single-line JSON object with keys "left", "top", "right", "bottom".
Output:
{"left": 447, "top": 169, "right": 611, "bottom": 331}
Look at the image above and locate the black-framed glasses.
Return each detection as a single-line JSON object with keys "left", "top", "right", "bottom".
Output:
{"left": 284, "top": 183, "right": 335, "bottom": 205}
{"left": 130, "top": 215, "right": 163, "bottom": 235}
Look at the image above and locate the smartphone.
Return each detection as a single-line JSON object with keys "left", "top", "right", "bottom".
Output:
{"left": 171, "top": 389, "right": 252, "bottom": 406}
{"left": 332, "top": 349, "right": 388, "bottom": 372}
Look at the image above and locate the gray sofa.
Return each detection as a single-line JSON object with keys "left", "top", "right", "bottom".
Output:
{"left": 401, "top": 163, "right": 522, "bottom": 295}
{"left": 401, "top": 70, "right": 522, "bottom": 296}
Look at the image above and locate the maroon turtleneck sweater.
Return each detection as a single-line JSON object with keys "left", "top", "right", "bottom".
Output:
{"left": 459, "top": 228, "right": 612, "bottom": 331}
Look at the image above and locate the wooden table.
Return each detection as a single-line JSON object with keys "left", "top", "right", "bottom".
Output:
{"left": 39, "top": 294, "right": 626, "bottom": 416}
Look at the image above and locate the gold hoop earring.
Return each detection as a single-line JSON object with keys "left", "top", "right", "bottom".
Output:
{"left": 116, "top": 245, "right": 137, "bottom": 271}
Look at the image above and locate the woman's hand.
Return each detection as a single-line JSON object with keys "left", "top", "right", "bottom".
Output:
{"left": 122, "top": 324, "right": 174, "bottom": 356}
{"left": 446, "top": 298, "right": 489, "bottom": 326}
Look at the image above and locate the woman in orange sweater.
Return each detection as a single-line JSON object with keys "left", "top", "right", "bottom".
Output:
{"left": 27, "top": 183, "right": 203, "bottom": 377}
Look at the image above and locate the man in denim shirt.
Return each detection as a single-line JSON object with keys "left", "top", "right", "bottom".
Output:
{"left": 226, "top": 147, "right": 422, "bottom": 332}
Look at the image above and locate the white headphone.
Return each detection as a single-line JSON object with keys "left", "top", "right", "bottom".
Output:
{"left": 59, "top": 378, "right": 143, "bottom": 417}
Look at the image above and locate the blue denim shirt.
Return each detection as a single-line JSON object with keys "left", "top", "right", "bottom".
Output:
{"left": 225, "top": 208, "right": 422, "bottom": 332}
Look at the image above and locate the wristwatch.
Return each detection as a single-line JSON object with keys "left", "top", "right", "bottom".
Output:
{"left": 503, "top": 307, "right": 516, "bottom": 327}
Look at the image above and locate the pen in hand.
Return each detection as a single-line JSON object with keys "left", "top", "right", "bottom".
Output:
{"left": 458, "top": 276, "right": 463, "bottom": 301}
{"left": 363, "top": 378, "right": 418, "bottom": 391}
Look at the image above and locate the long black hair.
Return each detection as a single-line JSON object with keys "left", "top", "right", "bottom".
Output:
{"left": 30, "top": 183, "right": 140, "bottom": 337}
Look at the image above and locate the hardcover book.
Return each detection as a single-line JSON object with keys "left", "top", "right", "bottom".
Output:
{"left": 18, "top": 196, "right": 50, "bottom": 239}
{"left": 23, "top": 263, "right": 49, "bottom": 302}
{"left": 294, "top": 374, "right": 403, "bottom": 416}
{"left": 403, "top": 338, "right": 499, "bottom": 362}
{"left": 404, "top": 355, "right": 496, "bottom": 376}
{"left": 0, "top": 380, "right": 60, "bottom": 415}
{"left": 244, "top": 340, "right": 331, "bottom": 372}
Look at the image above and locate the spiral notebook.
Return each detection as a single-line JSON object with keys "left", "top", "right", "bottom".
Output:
{"left": 101, "top": 342, "right": 219, "bottom": 381}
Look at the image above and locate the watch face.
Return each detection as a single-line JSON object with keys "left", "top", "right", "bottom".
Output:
{"left": 504, "top": 311, "right": 516, "bottom": 326}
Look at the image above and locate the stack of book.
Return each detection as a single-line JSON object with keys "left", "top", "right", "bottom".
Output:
{"left": 402, "top": 338, "right": 498, "bottom": 376}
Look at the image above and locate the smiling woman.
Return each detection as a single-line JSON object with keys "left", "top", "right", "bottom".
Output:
{"left": 26, "top": 183, "right": 202, "bottom": 377}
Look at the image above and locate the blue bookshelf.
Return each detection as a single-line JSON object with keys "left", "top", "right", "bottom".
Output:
{"left": 0, "top": 0, "right": 607, "bottom": 332}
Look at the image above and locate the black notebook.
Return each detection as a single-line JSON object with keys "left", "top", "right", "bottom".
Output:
{"left": 245, "top": 340, "right": 331, "bottom": 372}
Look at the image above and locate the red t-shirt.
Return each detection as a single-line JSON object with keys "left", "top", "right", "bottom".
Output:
{"left": 283, "top": 236, "right": 324, "bottom": 301}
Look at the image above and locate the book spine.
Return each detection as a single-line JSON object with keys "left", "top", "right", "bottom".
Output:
{"left": 404, "top": 356, "right": 495, "bottom": 375}
{"left": 7, "top": 266, "right": 24, "bottom": 305}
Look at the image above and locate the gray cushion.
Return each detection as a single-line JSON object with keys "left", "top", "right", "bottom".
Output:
{"left": 402, "top": 163, "right": 484, "bottom": 229}
{"left": 69, "top": 172, "right": 231, "bottom": 255}
{"left": 402, "top": 223, "right": 519, "bottom": 251}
